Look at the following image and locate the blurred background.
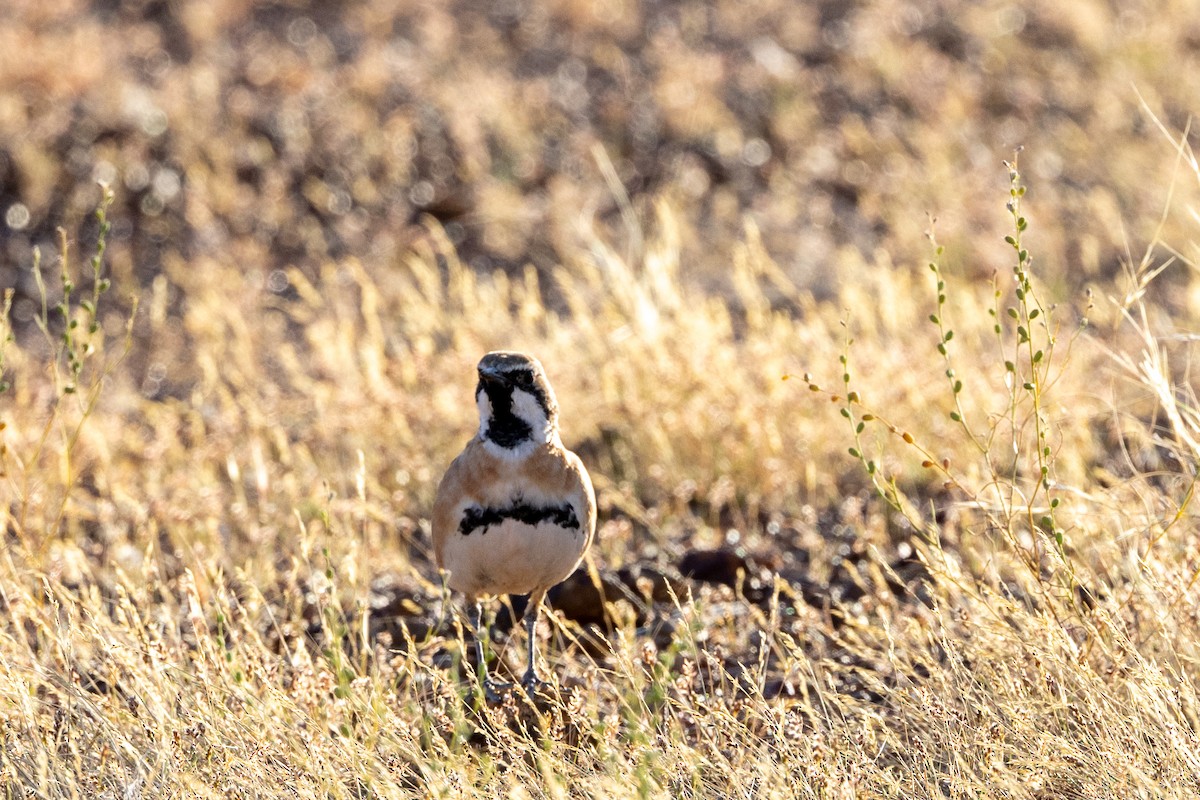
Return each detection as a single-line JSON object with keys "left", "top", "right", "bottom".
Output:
{"left": 4, "top": 0, "right": 1200, "bottom": 330}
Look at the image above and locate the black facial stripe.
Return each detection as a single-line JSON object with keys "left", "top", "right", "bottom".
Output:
{"left": 458, "top": 501, "right": 580, "bottom": 536}
{"left": 479, "top": 377, "right": 555, "bottom": 449}
{"left": 478, "top": 381, "right": 533, "bottom": 447}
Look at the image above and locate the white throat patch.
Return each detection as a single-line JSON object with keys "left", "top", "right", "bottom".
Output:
{"left": 476, "top": 391, "right": 494, "bottom": 440}
{"left": 510, "top": 387, "right": 553, "bottom": 443}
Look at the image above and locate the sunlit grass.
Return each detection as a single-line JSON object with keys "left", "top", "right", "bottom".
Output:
{"left": 3, "top": 142, "right": 1200, "bottom": 796}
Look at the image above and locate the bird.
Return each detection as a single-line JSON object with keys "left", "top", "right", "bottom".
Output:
{"left": 432, "top": 351, "right": 597, "bottom": 698}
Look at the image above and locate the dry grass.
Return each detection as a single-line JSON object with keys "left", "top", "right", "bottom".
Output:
{"left": 5, "top": 1, "right": 1200, "bottom": 798}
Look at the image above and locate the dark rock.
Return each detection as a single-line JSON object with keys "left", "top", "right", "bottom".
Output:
{"left": 615, "top": 563, "right": 688, "bottom": 606}
{"left": 678, "top": 547, "right": 781, "bottom": 605}
{"left": 545, "top": 567, "right": 629, "bottom": 627}
{"left": 679, "top": 548, "right": 750, "bottom": 588}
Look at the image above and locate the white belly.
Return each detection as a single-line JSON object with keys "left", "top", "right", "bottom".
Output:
{"left": 441, "top": 516, "right": 588, "bottom": 598}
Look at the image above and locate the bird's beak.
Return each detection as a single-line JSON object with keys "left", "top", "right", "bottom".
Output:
{"left": 477, "top": 367, "right": 504, "bottom": 385}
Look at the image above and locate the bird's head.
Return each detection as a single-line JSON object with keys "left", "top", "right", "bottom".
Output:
{"left": 475, "top": 351, "right": 560, "bottom": 452}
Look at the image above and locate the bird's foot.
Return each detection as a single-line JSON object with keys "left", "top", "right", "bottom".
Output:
{"left": 482, "top": 678, "right": 514, "bottom": 704}
{"left": 520, "top": 670, "right": 552, "bottom": 698}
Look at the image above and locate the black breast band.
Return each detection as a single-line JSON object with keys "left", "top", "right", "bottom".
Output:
{"left": 459, "top": 501, "right": 580, "bottom": 536}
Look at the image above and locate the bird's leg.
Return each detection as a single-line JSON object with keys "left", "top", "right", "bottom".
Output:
{"left": 467, "top": 598, "right": 487, "bottom": 679}
{"left": 521, "top": 590, "right": 549, "bottom": 693}
{"left": 467, "top": 599, "right": 508, "bottom": 702}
